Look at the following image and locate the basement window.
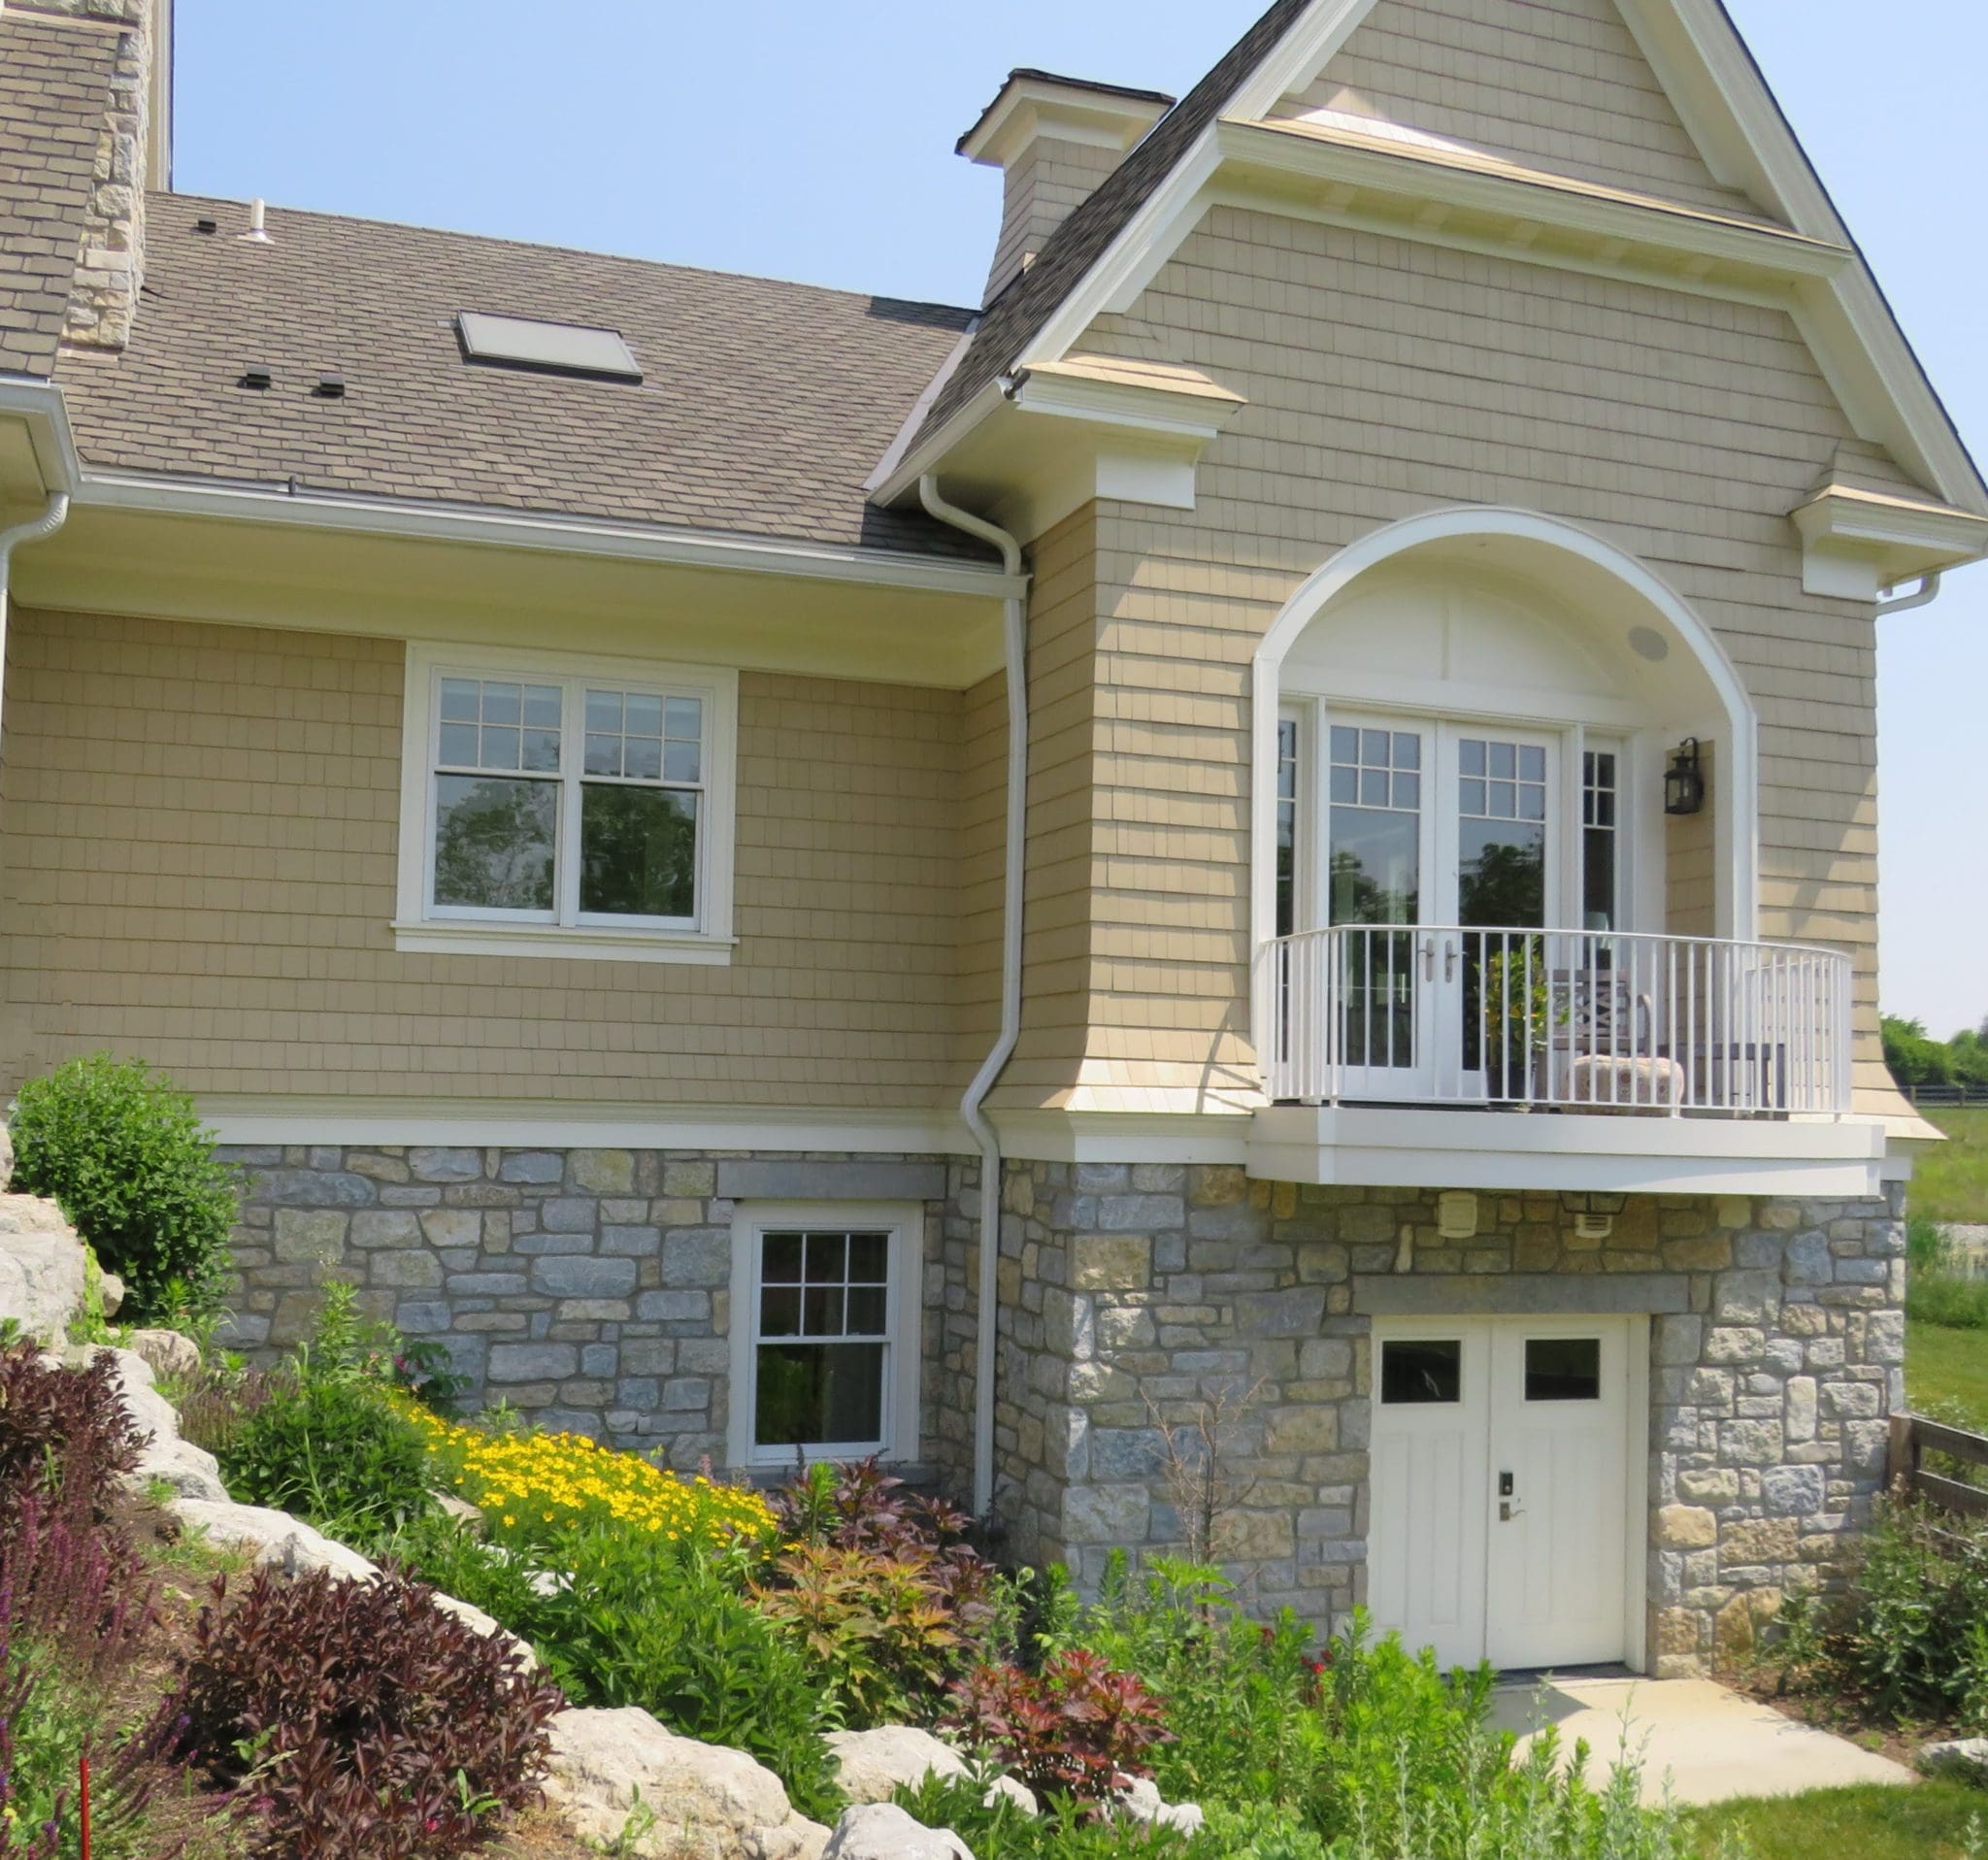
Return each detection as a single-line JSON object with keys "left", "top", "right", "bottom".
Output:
{"left": 392, "top": 644, "right": 737, "bottom": 966}
{"left": 456, "top": 311, "right": 643, "bottom": 382}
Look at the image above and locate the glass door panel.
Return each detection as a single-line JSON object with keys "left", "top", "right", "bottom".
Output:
{"left": 1328, "top": 720, "right": 1432, "bottom": 1093}
{"left": 1453, "top": 733, "right": 1551, "bottom": 1097}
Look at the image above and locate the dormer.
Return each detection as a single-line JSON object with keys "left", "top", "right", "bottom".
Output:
{"left": 959, "top": 69, "right": 1173, "bottom": 307}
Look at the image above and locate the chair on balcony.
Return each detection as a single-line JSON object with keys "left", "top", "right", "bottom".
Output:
{"left": 1548, "top": 967, "right": 1685, "bottom": 1110}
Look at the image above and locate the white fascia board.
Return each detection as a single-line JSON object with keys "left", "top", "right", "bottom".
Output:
{"left": 0, "top": 378, "right": 81, "bottom": 496}
{"left": 1225, "top": 0, "right": 1384, "bottom": 122}
{"left": 1214, "top": 121, "right": 1849, "bottom": 282}
{"left": 74, "top": 470, "right": 1027, "bottom": 602}
{"left": 1011, "top": 370, "right": 1240, "bottom": 446}
{"left": 1250, "top": 1105, "right": 1886, "bottom": 1198}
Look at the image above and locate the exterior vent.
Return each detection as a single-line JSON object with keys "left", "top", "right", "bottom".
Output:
{"left": 456, "top": 312, "right": 643, "bottom": 382}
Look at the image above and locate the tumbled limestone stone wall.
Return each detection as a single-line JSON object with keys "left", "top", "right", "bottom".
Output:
{"left": 219, "top": 1145, "right": 976, "bottom": 1485}
{"left": 992, "top": 1163, "right": 1905, "bottom": 1675}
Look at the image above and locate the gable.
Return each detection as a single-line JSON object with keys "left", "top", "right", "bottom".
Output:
{"left": 1274, "top": 0, "right": 1761, "bottom": 219}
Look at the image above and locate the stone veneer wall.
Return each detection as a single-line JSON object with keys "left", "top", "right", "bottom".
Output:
{"left": 992, "top": 1163, "right": 1905, "bottom": 1678}
{"left": 219, "top": 1145, "right": 980, "bottom": 1489}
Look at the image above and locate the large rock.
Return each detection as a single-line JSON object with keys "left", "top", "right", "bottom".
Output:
{"left": 825, "top": 1728, "right": 968, "bottom": 1805}
{"left": 80, "top": 1345, "right": 231, "bottom": 1505}
{"left": 0, "top": 1195, "right": 88, "bottom": 1343}
{"left": 822, "top": 1805, "right": 972, "bottom": 1860}
{"left": 170, "top": 1496, "right": 381, "bottom": 1582}
{"left": 1118, "top": 1777, "right": 1205, "bottom": 1837}
{"left": 1919, "top": 1737, "right": 1988, "bottom": 1783}
{"left": 544, "top": 1706, "right": 830, "bottom": 1859}
{"left": 126, "top": 1327, "right": 201, "bottom": 1380}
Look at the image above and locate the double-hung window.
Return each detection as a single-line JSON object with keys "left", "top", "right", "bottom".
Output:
{"left": 396, "top": 646, "right": 737, "bottom": 963}
{"left": 727, "top": 1203, "right": 923, "bottom": 1470}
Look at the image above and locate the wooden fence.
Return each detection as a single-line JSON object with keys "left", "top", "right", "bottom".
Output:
{"left": 1890, "top": 1412, "right": 1988, "bottom": 1520}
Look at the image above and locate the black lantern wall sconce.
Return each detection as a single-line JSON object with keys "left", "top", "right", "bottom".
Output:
{"left": 1665, "top": 738, "right": 1706, "bottom": 816}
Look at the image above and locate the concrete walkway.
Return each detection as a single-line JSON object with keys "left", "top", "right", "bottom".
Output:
{"left": 1490, "top": 1676, "right": 1916, "bottom": 1806}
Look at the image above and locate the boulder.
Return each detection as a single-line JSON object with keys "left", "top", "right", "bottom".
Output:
{"left": 979, "top": 1777, "right": 1036, "bottom": 1817}
{"left": 1919, "top": 1737, "right": 1988, "bottom": 1784}
{"left": 170, "top": 1496, "right": 381, "bottom": 1582}
{"left": 1117, "top": 1777, "right": 1205, "bottom": 1837}
{"left": 126, "top": 1327, "right": 201, "bottom": 1380}
{"left": 97, "top": 1269, "right": 125, "bottom": 1318}
{"left": 826, "top": 1727, "right": 968, "bottom": 1805}
{"left": 543, "top": 1706, "right": 830, "bottom": 1859}
{"left": 0, "top": 1195, "right": 87, "bottom": 1343}
{"left": 0, "top": 1120, "right": 12, "bottom": 1189}
{"left": 822, "top": 1805, "right": 972, "bottom": 1860}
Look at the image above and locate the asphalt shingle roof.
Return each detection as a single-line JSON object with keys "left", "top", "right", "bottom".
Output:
{"left": 0, "top": 13, "right": 116, "bottom": 378}
{"left": 918, "top": 0, "right": 1310, "bottom": 441}
{"left": 56, "top": 194, "right": 988, "bottom": 560}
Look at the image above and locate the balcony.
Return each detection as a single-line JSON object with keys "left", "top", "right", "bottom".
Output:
{"left": 1248, "top": 927, "right": 1872, "bottom": 1196}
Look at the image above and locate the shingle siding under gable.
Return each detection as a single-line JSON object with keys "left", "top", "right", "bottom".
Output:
{"left": 0, "top": 15, "right": 117, "bottom": 377}
{"left": 1276, "top": 0, "right": 1766, "bottom": 219}
{"left": 990, "top": 203, "right": 1897, "bottom": 1113}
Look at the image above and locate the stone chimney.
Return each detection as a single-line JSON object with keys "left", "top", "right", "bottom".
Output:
{"left": 36, "top": 0, "right": 171, "bottom": 351}
{"left": 959, "top": 69, "right": 1173, "bottom": 307}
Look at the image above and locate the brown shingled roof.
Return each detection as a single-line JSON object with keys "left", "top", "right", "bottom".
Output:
{"left": 0, "top": 13, "right": 117, "bottom": 378}
{"left": 917, "top": 0, "right": 1311, "bottom": 443}
{"left": 55, "top": 195, "right": 989, "bottom": 561}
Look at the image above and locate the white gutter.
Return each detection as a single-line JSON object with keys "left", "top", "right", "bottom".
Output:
{"left": 1875, "top": 571, "right": 1942, "bottom": 617}
{"left": 76, "top": 469, "right": 1029, "bottom": 603}
{"left": 917, "top": 473, "right": 1029, "bottom": 1519}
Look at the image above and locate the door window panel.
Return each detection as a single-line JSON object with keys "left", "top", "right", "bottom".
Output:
{"left": 1380, "top": 1339, "right": 1463, "bottom": 1405}
{"left": 1330, "top": 726, "right": 1423, "bottom": 1071}
{"left": 1524, "top": 1336, "right": 1602, "bottom": 1402}
{"left": 1458, "top": 736, "right": 1549, "bottom": 1089}
{"left": 1582, "top": 750, "right": 1619, "bottom": 932}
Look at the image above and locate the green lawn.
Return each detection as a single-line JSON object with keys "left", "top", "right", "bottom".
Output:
{"left": 1909, "top": 1317, "right": 1988, "bottom": 1431}
{"left": 1691, "top": 1780, "right": 1986, "bottom": 1859}
{"left": 1913, "top": 1108, "right": 1988, "bottom": 1226}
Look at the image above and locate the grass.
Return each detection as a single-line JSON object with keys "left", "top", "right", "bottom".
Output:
{"left": 1691, "top": 1780, "right": 1987, "bottom": 1859}
{"left": 1908, "top": 1317, "right": 1988, "bottom": 1432}
{"left": 1914, "top": 1109, "right": 1988, "bottom": 1226}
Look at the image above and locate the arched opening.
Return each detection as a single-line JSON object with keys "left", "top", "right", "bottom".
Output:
{"left": 1250, "top": 508, "right": 1784, "bottom": 1111}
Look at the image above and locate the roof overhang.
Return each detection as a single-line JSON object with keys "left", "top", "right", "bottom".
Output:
{"left": 1790, "top": 483, "right": 1988, "bottom": 602}
{"left": 15, "top": 469, "right": 1021, "bottom": 689}
{"left": 878, "top": 354, "right": 1246, "bottom": 544}
{"left": 0, "top": 377, "right": 80, "bottom": 510}
{"left": 959, "top": 70, "right": 1174, "bottom": 166}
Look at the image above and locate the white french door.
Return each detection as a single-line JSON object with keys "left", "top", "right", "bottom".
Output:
{"left": 1368, "top": 1315, "right": 1640, "bottom": 1672}
{"left": 1315, "top": 714, "right": 1563, "bottom": 1101}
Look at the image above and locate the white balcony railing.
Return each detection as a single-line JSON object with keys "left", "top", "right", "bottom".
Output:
{"left": 1254, "top": 926, "right": 1853, "bottom": 1115}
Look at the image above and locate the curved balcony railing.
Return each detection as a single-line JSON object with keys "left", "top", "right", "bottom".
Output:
{"left": 1254, "top": 925, "right": 1854, "bottom": 1115}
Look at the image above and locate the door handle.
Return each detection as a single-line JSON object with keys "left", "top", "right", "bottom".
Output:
{"left": 1499, "top": 1501, "right": 1524, "bottom": 1523}
{"left": 1421, "top": 937, "right": 1436, "bottom": 981}
{"left": 1444, "top": 939, "right": 1459, "bottom": 982}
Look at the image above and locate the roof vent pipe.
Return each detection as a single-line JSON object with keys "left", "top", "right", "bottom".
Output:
{"left": 239, "top": 198, "right": 273, "bottom": 245}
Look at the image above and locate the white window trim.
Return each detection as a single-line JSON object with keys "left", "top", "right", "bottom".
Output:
{"left": 394, "top": 641, "right": 738, "bottom": 965}
{"left": 726, "top": 1201, "right": 924, "bottom": 1473}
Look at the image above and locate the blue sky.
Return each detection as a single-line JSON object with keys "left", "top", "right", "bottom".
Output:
{"left": 173, "top": 2, "right": 1987, "bottom": 1038}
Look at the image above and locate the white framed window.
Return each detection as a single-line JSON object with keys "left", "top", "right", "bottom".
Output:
{"left": 394, "top": 643, "right": 738, "bottom": 964}
{"left": 726, "top": 1203, "right": 924, "bottom": 1471}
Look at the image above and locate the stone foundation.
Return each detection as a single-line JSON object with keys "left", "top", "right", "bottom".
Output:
{"left": 220, "top": 1142, "right": 1904, "bottom": 1676}
{"left": 990, "top": 1164, "right": 1905, "bottom": 1676}
{"left": 219, "top": 1144, "right": 979, "bottom": 1485}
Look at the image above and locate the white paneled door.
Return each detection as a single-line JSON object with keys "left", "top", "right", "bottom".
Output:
{"left": 1368, "top": 1315, "right": 1640, "bottom": 1671}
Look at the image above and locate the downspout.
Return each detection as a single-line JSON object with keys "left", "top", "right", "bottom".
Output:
{"left": 1874, "top": 571, "right": 1941, "bottom": 617}
{"left": 0, "top": 491, "right": 71, "bottom": 752}
{"left": 917, "top": 474, "right": 1028, "bottom": 1520}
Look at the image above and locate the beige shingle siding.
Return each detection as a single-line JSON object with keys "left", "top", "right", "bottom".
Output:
{"left": 986, "top": 140, "right": 1122, "bottom": 306}
{"left": 997, "top": 200, "right": 1890, "bottom": 1107}
{"left": 1277, "top": 0, "right": 1763, "bottom": 219}
{"left": 0, "top": 16, "right": 117, "bottom": 376}
{"left": 0, "top": 609, "right": 970, "bottom": 1106}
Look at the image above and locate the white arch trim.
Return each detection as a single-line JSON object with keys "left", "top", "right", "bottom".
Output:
{"left": 1249, "top": 505, "right": 1760, "bottom": 970}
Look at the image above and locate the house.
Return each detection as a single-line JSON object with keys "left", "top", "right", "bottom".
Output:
{"left": 2, "top": 0, "right": 1981, "bottom": 1681}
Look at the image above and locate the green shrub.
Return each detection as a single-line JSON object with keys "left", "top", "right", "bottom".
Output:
{"left": 1764, "top": 1501, "right": 1988, "bottom": 1729}
{"left": 216, "top": 1378, "right": 435, "bottom": 1548}
{"left": 8, "top": 1054, "right": 239, "bottom": 1324}
{"left": 436, "top": 1521, "right": 844, "bottom": 1825}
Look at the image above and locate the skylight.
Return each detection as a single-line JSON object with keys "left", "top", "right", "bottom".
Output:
{"left": 456, "top": 312, "right": 643, "bottom": 382}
